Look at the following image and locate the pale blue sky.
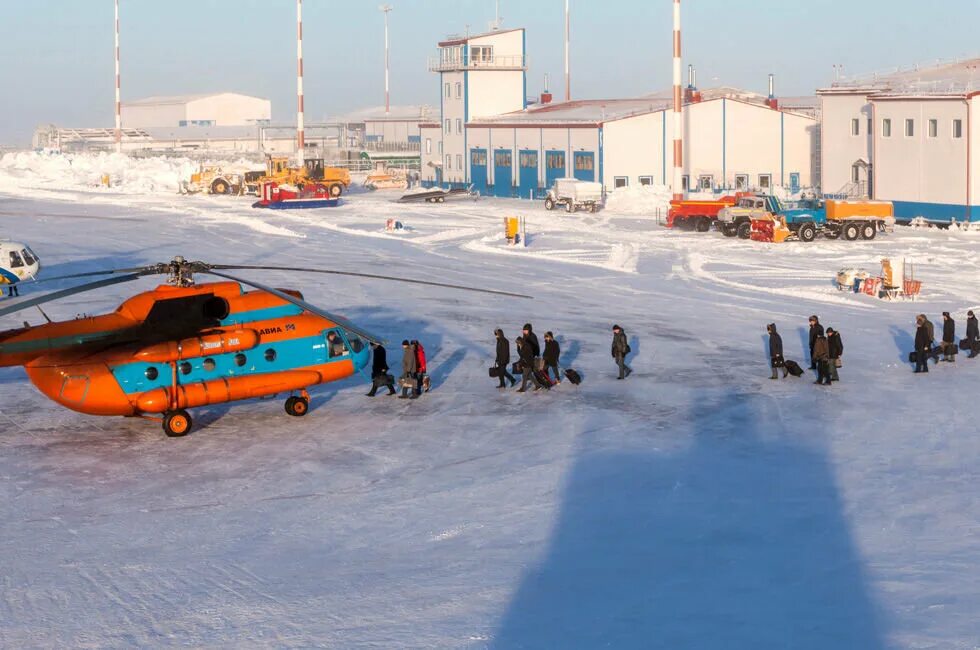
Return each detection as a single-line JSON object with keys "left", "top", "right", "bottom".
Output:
{"left": 2, "top": 0, "right": 978, "bottom": 145}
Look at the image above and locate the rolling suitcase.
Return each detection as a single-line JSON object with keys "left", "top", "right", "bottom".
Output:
{"left": 533, "top": 368, "right": 553, "bottom": 389}
{"left": 563, "top": 368, "right": 582, "bottom": 385}
{"left": 783, "top": 360, "right": 805, "bottom": 377}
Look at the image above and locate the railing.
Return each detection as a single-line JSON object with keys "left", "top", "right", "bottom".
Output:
{"left": 428, "top": 54, "right": 527, "bottom": 72}
{"left": 361, "top": 140, "right": 421, "bottom": 153}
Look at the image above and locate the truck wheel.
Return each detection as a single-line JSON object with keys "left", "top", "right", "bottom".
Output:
{"left": 798, "top": 223, "right": 817, "bottom": 243}
{"left": 861, "top": 222, "right": 877, "bottom": 240}
{"left": 328, "top": 183, "right": 344, "bottom": 198}
{"left": 694, "top": 217, "right": 711, "bottom": 233}
{"left": 843, "top": 223, "right": 860, "bottom": 241}
{"left": 544, "top": 197, "right": 555, "bottom": 211}
{"left": 736, "top": 222, "right": 752, "bottom": 239}
{"left": 566, "top": 201, "right": 575, "bottom": 213}
{"left": 721, "top": 223, "right": 737, "bottom": 237}
{"left": 589, "top": 203, "right": 598, "bottom": 213}
{"left": 211, "top": 179, "right": 229, "bottom": 195}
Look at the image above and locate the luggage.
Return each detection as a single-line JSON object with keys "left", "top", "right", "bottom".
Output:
{"left": 563, "top": 368, "right": 582, "bottom": 385}
{"left": 534, "top": 358, "right": 546, "bottom": 371}
{"left": 398, "top": 376, "right": 415, "bottom": 388}
{"left": 908, "top": 351, "right": 917, "bottom": 364}
{"left": 960, "top": 339, "right": 973, "bottom": 351}
{"left": 533, "top": 368, "right": 553, "bottom": 389}
{"left": 512, "top": 362, "right": 523, "bottom": 375}
{"left": 373, "top": 373, "right": 394, "bottom": 387}
{"left": 784, "top": 360, "right": 805, "bottom": 377}
{"left": 488, "top": 366, "right": 501, "bottom": 378}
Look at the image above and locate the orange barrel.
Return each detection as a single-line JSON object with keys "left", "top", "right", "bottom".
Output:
{"left": 134, "top": 329, "right": 259, "bottom": 363}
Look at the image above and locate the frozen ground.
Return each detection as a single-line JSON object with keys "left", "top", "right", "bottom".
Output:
{"left": 0, "top": 163, "right": 979, "bottom": 648}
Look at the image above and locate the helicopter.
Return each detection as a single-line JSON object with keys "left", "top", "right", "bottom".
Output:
{"left": 0, "top": 257, "right": 527, "bottom": 436}
{"left": 0, "top": 240, "right": 41, "bottom": 296}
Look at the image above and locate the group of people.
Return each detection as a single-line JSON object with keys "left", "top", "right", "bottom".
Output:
{"left": 913, "top": 310, "right": 979, "bottom": 373}
{"left": 366, "top": 339, "right": 429, "bottom": 399}
{"left": 767, "top": 310, "right": 980, "bottom": 382}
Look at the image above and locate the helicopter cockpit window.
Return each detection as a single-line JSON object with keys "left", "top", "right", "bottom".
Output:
{"left": 264, "top": 348, "right": 277, "bottom": 362}
{"left": 347, "top": 334, "right": 364, "bottom": 354}
{"left": 20, "top": 249, "right": 35, "bottom": 265}
{"left": 145, "top": 367, "right": 159, "bottom": 381}
{"left": 203, "top": 358, "right": 216, "bottom": 371}
{"left": 326, "top": 330, "right": 348, "bottom": 358}
{"left": 8, "top": 250, "right": 24, "bottom": 268}
{"left": 179, "top": 362, "right": 192, "bottom": 375}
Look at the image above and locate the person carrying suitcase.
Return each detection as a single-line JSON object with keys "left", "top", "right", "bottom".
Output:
{"left": 808, "top": 315, "right": 824, "bottom": 370}
{"left": 516, "top": 336, "right": 546, "bottom": 392}
{"left": 767, "top": 323, "right": 787, "bottom": 379}
{"left": 399, "top": 340, "right": 418, "bottom": 399}
{"left": 366, "top": 342, "right": 396, "bottom": 396}
{"left": 543, "top": 331, "right": 562, "bottom": 385}
{"left": 826, "top": 327, "right": 843, "bottom": 381}
{"left": 612, "top": 324, "right": 632, "bottom": 380}
{"left": 966, "top": 311, "right": 979, "bottom": 359}
{"left": 494, "top": 329, "right": 517, "bottom": 388}
{"left": 812, "top": 333, "right": 832, "bottom": 385}
{"left": 941, "top": 312, "right": 956, "bottom": 362}
{"left": 914, "top": 315, "right": 931, "bottom": 374}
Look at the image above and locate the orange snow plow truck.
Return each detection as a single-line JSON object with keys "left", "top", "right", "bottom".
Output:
{"left": 666, "top": 194, "right": 742, "bottom": 232}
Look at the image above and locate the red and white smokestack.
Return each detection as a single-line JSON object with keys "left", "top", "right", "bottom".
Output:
{"left": 296, "top": 0, "right": 305, "bottom": 165}
{"left": 541, "top": 73, "right": 552, "bottom": 104}
{"left": 114, "top": 0, "right": 121, "bottom": 153}
{"left": 671, "top": 0, "right": 683, "bottom": 201}
{"left": 564, "top": 0, "right": 570, "bottom": 102}
{"left": 767, "top": 73, "right": 779, "bottom": 110}
{"left": 381, "top": 5, "right": 392, "bottom": 115}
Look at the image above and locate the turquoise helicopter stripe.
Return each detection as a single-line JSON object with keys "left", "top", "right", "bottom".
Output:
{"left": 0, "top": 268, "right": 20, "bottom": 285}
{"left": 219, "top": 304, "right": 304, "bottom": 327}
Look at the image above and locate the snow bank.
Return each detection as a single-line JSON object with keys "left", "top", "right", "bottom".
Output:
{"left": 0, "top": 151, "right": 200, "bottom": 195}
{"left": 604, "top": 184, "right": 671, "bottom": 216}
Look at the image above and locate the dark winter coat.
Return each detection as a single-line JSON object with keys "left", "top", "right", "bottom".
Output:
{"left": 827, "top": 332, "right": 843, "bottom": 360}
{"left": 495, "top": 335, "right": 510, "bottom": 366}
{"left": 967, "top": 316, "right": 979, "bottom": 342}
{"left": 543, "top": 339, "right": 560, "bottom": 365}
{"left": 612, "top": 331, "right": 629, "bottom": 358}
{"left": 808, "top": 322, "right": 825, "bottom": 350}
{"left": 402, "top": 346, "right": 417, "bottom": 377}
{"left": 371, "top": 345, "right": 389, "bottom": 378}
{"left": 923, "top": 318, "right": 935, "bottom": 343}
{"left": 768, "top": 329, "right": 784, "bottom": 360}
{"left": 517, "top": 340, "right": 535, "bottom": 366}
{"left": 915, "top": 324, "right": 931, "bottom": 351}
{"left": 943, "top": 317, "right": 955, "bottom": 344}
{"left": 524, "top": 331, "right": 541, "bottom": 358}
{"left": 812, "top": 336, "right": 829, "bottom": 361}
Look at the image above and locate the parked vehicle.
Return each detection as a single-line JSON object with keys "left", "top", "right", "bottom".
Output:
{"left": 397, "top": 187, "right": 476, "bottom": 204}
{"left": 251, "top": 181, "right": 340, "bottom": 210}
{"left": 180, "top": 165, "right": 246, "bottom": 195}
{"left": 544, "top": 178, "right": 603, "bottom": 213}
{"left": 245, "top": 156, "right": 351, "bottom": 198}
{"left": 667, "top": 195, "right": 739, "bottom": 232}
{"left": 751, "top": 199, "right": 895, "bottom": 243}
{"left": 717, "top": 194, "right": 784, "bottom": 238}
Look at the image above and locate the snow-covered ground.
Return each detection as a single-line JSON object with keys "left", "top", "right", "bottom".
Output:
{"left": 0, "top": 158, "right": 979, "bottom": 648}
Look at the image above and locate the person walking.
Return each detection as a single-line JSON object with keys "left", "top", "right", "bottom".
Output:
{"left": 611, "top": 324, "right": 632, "bottom": 380}
{"left": 494, "top": 328, "right": 517, "bottom": 388}
{"left": 767, "top": 323, "right": 787, "bottom": 379}
{"left": 914, "top": 315, "right": 931, "bottom": 374}
{"left": 522, "top": 323, "right": 541, "bottom": 363}
{"left": 543, "top": 331, "right": 561, "bottom": 385}
{"left": 412, "top": 339, "right": 428, "bottom": 394}
{"left": 941, "top": 312, "right": 956, "bottom": 362}
{"left": 366, "top": 342, "right": 396, "bottom": 396}
{"left": 516, "top": 336, "right": 545, "bottom": 392}
{"left": 808, "top": 315, "right": 824, "bottom": 370}
{"left": 399, "top": 339, "right": 418, "bottom": 399}
{"left": 812, "top": 332, "right": 832, "bottom": 385}
{"left": 966, "top": 310, "right": 979, "bottom": 358}
{"left": 826, "top": 327, "right": 843, "bottom": 381}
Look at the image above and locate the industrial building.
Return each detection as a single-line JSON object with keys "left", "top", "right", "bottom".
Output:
{"left": 419, "top": 28, "right": 817, "bottom": 198}
{"left": 120, "top": 93, "right": 272, "bottom": 128}
{"left": 818, "top": 58, "right": 979, "bottom": 222}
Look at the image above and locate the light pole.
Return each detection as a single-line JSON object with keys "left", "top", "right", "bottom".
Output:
{"left": 296, "top": 0, "right": 305, "bottom": 166}
{"left": 564, "top": 0, "right": 570, "bottom": 101}
{"left": 114, "top": 0, "right": 121, "bottom": 153}
{"left": 380, "top": 5, "right": 392, "bottom": 115}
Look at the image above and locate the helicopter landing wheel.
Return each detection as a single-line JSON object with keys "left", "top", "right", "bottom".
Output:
{"left": 163, "top": 409, "right": 192, "bottom": 437}
{"left": 285, "top": 395, "right": 310, "bottom": 417}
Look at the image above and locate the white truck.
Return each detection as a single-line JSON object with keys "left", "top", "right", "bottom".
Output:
{"left": 544, "top": 178, "right": 603, "bottom": 213}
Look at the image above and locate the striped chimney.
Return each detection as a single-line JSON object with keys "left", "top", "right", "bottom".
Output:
{"left": 671, "top": 0, "right": 683, "bottom": 201}
{"left": 296, "top": 0, "right": 305, "bottom": 166}
{"left": 564, "top": 0, "right": 571, "bottom": 101}
{"left": 114, "top": 0, "right": 121, "bottom": 153}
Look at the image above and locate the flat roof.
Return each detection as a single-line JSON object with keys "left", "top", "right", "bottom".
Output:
{"left": 124, "top": 92, "right": 268, "bottom": 106}
{"left": 818, "top": 56, "right": 980, "bottom": 95}
{"left": 438, "top": 27, "right": 524, "bottom": 47}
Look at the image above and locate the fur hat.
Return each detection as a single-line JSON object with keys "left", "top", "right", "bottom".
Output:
{"left": 523, "top": 323, "right": 533, "bottom": 331}
{"left": 612, "top": 324, "right": 621, "bottom": 330}
{"left": 401, "top": 339, "right": 410, "bottom": 346}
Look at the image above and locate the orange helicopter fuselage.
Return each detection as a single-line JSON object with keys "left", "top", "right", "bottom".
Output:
{"left": 0, "top": 282, "right": 369, "bottom": 417}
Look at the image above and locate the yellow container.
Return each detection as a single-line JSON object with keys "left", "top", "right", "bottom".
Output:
{"left": 504, "top": 216, "right": 520, "bottom": 240}
{"left": 826, "top": 200, "right": 893, "bottom": 220}
{"left": 100, "top": 173, "right": 111, "bottom": 187}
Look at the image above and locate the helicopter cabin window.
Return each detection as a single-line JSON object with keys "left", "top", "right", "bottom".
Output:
{"left": 202, "top": 358, "right": 216, "bottom": 372}
{"left": 20, "top": 249, "right": 35, "bottom": 265}
{"left": 327, "top": 331, "right": 348, "bottom": 358}
{"left": 8, "top": 250, "right": 24, "bottom": 268}
{"left": 264, "top": 349, "right": 277, "bottom": 362}
{"left": 179, "top": 361, "right": 192, "bottom": 375}
{"left": 144, "top": 367, "right": 159, "bottom": 381}
{"left": 234, "top": 353, "right": 247, "bottom": 367}
{"left": 347, "top": 334, "right": 365, "bottom": 354}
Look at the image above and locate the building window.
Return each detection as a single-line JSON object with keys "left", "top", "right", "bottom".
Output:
{"left": 868, "top": 118, "right": 872, "bottom": 136}
{"left": 613, "top": 176, "right": 628, "bottom": 189}
{"left": 444, "top": 119, "right": 451, "bottom": 134}
{"left": 445, "top": 154, "right": 451, "bottom": 170}
{"left": 698, "top": 175, "right": 713, "bottom": 191}
{"left": 681, "top": 175, "right": 690, "bottom": 191}
{"left": 519, "top": 151, "right": 538, "bottom": 168}
{"left": 638, "top": 176, "right": 653, "bottom": 186}
{"left": 456, "top": 154, "right": 462, "bottom": 169}
{"left": 546, "top": 152, "right": 565, "bottom": 170}
{"left": 471, "top": 45, "right": 493, "bottom": 65}
{"left": 456, "top": 82, "right": 462, "bottom": 98}
{"left": 905, "top": 119, "right": 914, "bottom": 137}
{"left": 425, "top": 138, "right": 432, "bottom": 154}
{"left": 928, "top": 119, "right": 938, "bottom": 138}
{"left": 953, "top": 119, "right": 963, "bottom": 139}
{"left": 445, "top": 83, "right": 451, "bottom": 98}
{"left": 882, "top": 119, "right": 892, "bottom": 138}
{"left": 471, "top": 149, "right": 487, "bottom": 166}
{"left": 852, "top": 166, "right": 860, "bottom": 183}
{"left": 851, "top": 118, "right": 860, "bottom": 136}
{"left": 759, "top": 174, "right": 772, "bottom": 190}
{"left": 573, "top": 153, "right": 594, "bottom": 171}
{"left": 438, "top": 141, "right": 443, "bottom": 154}
{"left": 735, "top": 174, "right": 749, "bottom": 190}
{"left": 456, "top": 118, "right": 462, "bottom": 134}
{"left": 494, "top": 150, "right": 512, "bottom": 167}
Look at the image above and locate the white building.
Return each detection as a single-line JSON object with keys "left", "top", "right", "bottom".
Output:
{"left": 121, "top": 93, "right": 272, "bottom": 128}
{"left": 817, "top": 57, "right": 980, "bottom": 221}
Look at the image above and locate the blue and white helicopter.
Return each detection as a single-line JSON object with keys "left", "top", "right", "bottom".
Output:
{"left": 0, "top": 240, "right": 41, "bottom": 297}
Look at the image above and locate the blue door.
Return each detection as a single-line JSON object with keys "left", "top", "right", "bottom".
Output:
{"left": 470, "top": 148, "right": 488, "bottom": 196}
{"left": 493, "top": 149, "right": 513, "bottom": 198}
{"left": 573, "top": 152, "right": 595, "bottom": 181}
{"left": 789, "top": 172, "right": 801, "bottom": 194}
{"left": 435, "top": 167, "right": 443, "bottom": 188}
{"left": 545, "top": 150, "right": 566, "bottom": 190}
{"left": 518, "top": 150, "right": 539, "bottom": 199}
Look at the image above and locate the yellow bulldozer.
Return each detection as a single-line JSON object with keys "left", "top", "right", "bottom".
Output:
{"left": 244, "top": 156, "right": 351, "bottom": 197}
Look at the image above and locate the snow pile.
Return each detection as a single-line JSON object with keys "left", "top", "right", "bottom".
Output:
{"left": 604, "top": 184, "right": 671, "bottom": 216}
{"left": 0, "top": 151, "right": 199, "bottom": 195}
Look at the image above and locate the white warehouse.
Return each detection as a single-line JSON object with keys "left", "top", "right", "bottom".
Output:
{"left": 420, "top": 27, "right": 816, "bottom": 198}
{"left": 818, "top": 58, "right": 979, "bottom": 222}
{"left": 121, "top": 92, "right": 272, "bottom": 128}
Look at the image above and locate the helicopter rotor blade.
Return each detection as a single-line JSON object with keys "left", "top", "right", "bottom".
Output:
{"left": 33, "top": 265, "right": 163, "bottom": 284}
{"left": 202, "top": 269, "right": 387, "bottom": 345}
{"left": 207, "top": 265, "right": 532, "bottom": 300}
{"left": 0, "top": 274, "right": 144, "bottom": 320}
